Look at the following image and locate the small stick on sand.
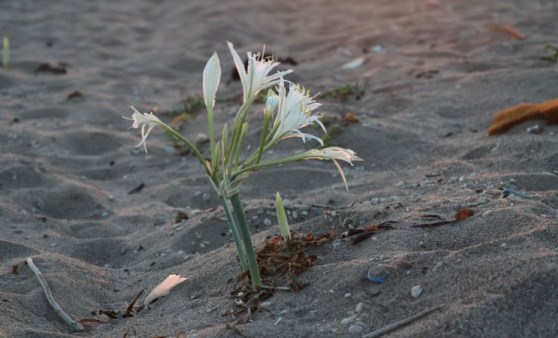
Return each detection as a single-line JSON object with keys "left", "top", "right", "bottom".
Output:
{"left": 26, "top": 257, "right": 84, "bottom": 332}
{"left": 362, "top": 305, "right": 444, "bottom": 338}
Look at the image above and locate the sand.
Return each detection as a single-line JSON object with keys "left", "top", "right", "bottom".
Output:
{"left": 1, "top": 0, "right": 558, "bottom": 337}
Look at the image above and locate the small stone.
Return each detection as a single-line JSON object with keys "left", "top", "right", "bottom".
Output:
{"left": 411, "top": 285, "right": 423, "bottom": 298}
{"left": 344, "top": 293, "right": 352, "bottom": 298}
{"left": 395, "top": 181, "right": 405, "bottom": 187}
{"left": 341, "top": 316, "right": 355, "bottom": 325}
{"left": 500, "top": 243, "right": 507, "bottom": 248}
{"left": 349, "top": 325, "right": 363, "bottom": 334}
{"left": 527, "top": 124, "right": 543, "bottom": 134}
{"left": 355, "top": 302, "right": 364, "bottom": 313}
{"left": 263, "top": 218, "right": 272, "bottom": 226}
{"left": 260, "top": 301, "right": 273, "bottom": 308}
{"left": 195, "top": 133, "right": 209, "bottom": 145}
{"left": 432, "top": 261, "right": 443, "bottom": 272}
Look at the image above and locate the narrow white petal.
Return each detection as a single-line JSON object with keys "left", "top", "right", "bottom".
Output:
{"left": 227, "top": 41, "right": 248, "bottom": 97}
{"left": 332, "top": 160, "right": 349, "bottom": 191}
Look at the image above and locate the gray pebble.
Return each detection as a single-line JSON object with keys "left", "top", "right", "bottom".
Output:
{"left": 349, "top": 325, "right": 363, "bottom": 334}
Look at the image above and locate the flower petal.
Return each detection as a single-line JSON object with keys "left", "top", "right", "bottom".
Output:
{"left": 203, "top": 52, "right": 221, "bottom": 111}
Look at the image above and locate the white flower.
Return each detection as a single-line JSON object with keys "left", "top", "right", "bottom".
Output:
{"left": 304, "top": 147, "right": 362, "bottom": 190}
{"left": 227, "top": 41, "right": 292, "bottom": 103}
{"left": 124, "top": 106, "right": 163, "bottom": 153}
{"left": 203, "top": 52, "right": 221, "bottom": 111}
{"left": 308, "top": 147, "right": 362, "bottom": 165}
{"left": 272, "top": 81, "right": 325, "bottom": 144}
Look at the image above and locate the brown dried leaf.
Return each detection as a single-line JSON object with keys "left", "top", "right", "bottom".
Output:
{"left": 11, "top": 262, "right": 20, "bottom": 275}
{"left": 342, "top": 111, "right": 359, "bottom": 123}
{"left": 124, "top": 289, "right": 144, "bottom": 318}
{"left": 455, "top": 208, "right": 474, "bottom": 221}
{"left": 489, "top": 24, "right": 525, "bottom": 40}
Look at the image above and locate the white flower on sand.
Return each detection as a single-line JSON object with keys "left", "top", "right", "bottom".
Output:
{"left": 272, "top": 80, "right": 325, "bottom": 144}
{"left": 307, "top": 147, "right": 362, "bottom": 165}
{"left": 203, "top": 52, "right": 221, "bottom": 111}
{"left": 228, "top": 41, "right": 292, "bottom": 103}
{"left": 305, "top": 147, "right": 362, "bottom": 190}
{"left": 124, "top": 106, "right": 163, "bottom": 153}
{"left": 143, "top": 274, "right": 189, "bottom": 305}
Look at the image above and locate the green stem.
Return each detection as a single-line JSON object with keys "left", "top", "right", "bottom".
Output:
{"left": 207, "top": 106, "right": 216, "bottom": 168}
{"left": 229, "top": 193, "right": 261, "bottom": 290}
{"left": 160, "top": 124, "right": 211, "bottom": 175}
{"left": 220, "top": 196, "right": 248, "bottom": 271}
{"left": 233, "top": 151, "right": 312, "bottom": 179}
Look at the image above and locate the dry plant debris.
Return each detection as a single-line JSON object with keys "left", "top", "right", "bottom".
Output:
{"left": 341, "top": 221, "right": 396, "bottom": 244}
{"left": 410, "top": 208, "right": 474, "bottom": 228}
{"left": 487, "top": 98, "right": 558, "bottom": 135}
{"left": 230, "top": 231, "right": 334, "bottom": 324}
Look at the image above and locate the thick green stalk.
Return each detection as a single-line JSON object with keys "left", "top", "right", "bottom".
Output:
{"left": 220, "top": 196, "right": 248, "bottom": 271}
{"left": 229, "top": 193, "right": 261, "bottom": 289}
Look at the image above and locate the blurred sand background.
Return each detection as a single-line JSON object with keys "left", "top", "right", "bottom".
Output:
{"left": 1, "top": 0, "right": 558, "bottom": 337}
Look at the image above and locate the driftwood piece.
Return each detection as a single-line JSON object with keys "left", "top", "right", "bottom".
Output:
{"left": 26, "top": 257, "right": 84, "bottom": 332}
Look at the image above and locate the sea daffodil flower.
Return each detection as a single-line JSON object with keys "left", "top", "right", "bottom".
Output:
{"left": 227, "top": 41, "right": 292, "bottom": 103}
{"left": 272, "top": 80, "right": 325, "bottom": 145}
{"left": 124, "top": 106, "right": 164, "bottom": 153}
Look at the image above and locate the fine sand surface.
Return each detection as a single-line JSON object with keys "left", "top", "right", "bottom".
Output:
{"left": 2, "top": 0, "right": 558, "bottom": 337}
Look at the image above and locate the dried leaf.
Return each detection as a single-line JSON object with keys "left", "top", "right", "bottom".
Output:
{"left": 487, "top": 103, "right": 542, "bottom": 135}
{"left": 305, "top": 232, "right": 314, "bottom": 241}
{"left": 411, "top": 220, "right": 454, "bottom": 228}
{"left": 124, "top": 289, "right": 144, "bottom": 318}
{"left": 489, "top": 24, "right": 525, "bottom": 40}
{"left": 11, "top": 262, "right": 20, "bottom": 275}
{"left": 36, "top": 62, "right": 68, "bottom": 74}
{"left": 352, "top": 232, "right": 374, "bottom": 244}
{"left": 122, "top": 327, "right": 137, "bottom": 338}
{"left": 455, "top": 208, "right": 474, "bottom": 221}
{"left": 537, "top": 98, "right": 558, "bottom": 124}
{"left": 342, "top": 112, "right": 359, "bottom": 123}
{"left": 143, "top": 274, "right": 188, "bottom": 305}
{"left": 127, "top": 183, "right": 145, "bottom": 195}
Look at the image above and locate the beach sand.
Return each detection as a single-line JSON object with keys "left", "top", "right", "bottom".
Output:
{"left": 1, "top": 0, "right": 558, "bottom": 337}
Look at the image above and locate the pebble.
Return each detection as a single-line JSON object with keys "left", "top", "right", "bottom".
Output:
{"left": 263, "top": 218, "right": 272, "bottom": 226}
{"left": 349, "top": 325, "right": 363, "bottom": 334}
{"left": 527, "top": 124, "right": 543, "bottom": 134}
{"left": 260, "top": 301, "right": 273, "bottom": 308}
{"left": 411, "top": 285, "right": 423, "bottom": 298}
{"left": 344, "top": 293, "right": 352, "bottom": 298}
{"left": 195, "top": 133, "right": 209, "bottom": 145}
{"left": 355, "top": 302, "right": 364, "bottom": 313}
{"left": 341, "top": 316, "right": 356, "bottom": 325}
{"left": 395, "top": 181, "right": 405, "bottom": 187}
{"left": 432, "top": 261, "right": 443, "bottom": 272}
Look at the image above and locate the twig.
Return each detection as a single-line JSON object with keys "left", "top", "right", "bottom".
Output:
{"left": 259, "top": 285, "right": 291, "bottom": 291}
{"left": 362, "top": 305, "right": 443, "bottom": 338}
{"left": 26, "top": 257, "right": 84, "bottom": 332}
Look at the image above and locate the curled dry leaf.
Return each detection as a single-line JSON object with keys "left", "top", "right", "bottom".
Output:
{"left": 487, "top": 98, "right": 558, "bottom": 135}
{"left": 143, "top": 274, "right": 189, "bottom": 305}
